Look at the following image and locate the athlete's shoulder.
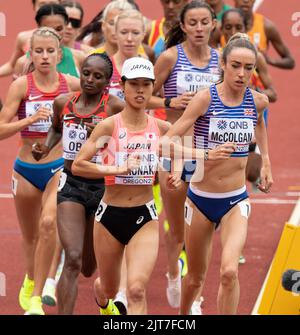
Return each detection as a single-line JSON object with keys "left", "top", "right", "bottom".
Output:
{"left": 155, "top": 118, "right": 171, "bottom": 136}
{"left": 251, "top": 89, "right": 269, "bottom": 110}
{"left": 54, "top": 92, "right": 74, "bottom": 107}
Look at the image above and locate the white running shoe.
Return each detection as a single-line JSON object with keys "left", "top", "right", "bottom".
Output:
{"left": 113, "top": 289, "right": 128, "bottom": 315}
{"left": 189, "top": 300, "right": 203, "bottom": 315}
{"left": 166, "top": 260, "right": 182, "bottom": 308}
{"left": 42, "top": 279, "right": 57, "bottom": 307}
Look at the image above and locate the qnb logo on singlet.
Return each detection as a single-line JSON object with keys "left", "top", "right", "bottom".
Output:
{"left": 177, "top": 71, "right": 220, "bottom": 94}
{"left": 25, "top": 100, "right": 53, "bottom": 133}
{"left": 209, "top": 118, "right": 254, "bottom": 153}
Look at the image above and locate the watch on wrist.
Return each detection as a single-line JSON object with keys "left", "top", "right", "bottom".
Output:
{"left": 164, "top": 97, "right": 172, "bottom": 108}
{"left": 204, "top": 149, "right": 209, "bottom": 161}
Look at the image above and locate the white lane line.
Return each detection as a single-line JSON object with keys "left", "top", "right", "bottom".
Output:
{"left": 0, "top": 194, "right": 13, "bottom": 199}
{"left": 251, "top": 199, "right": 298, "bottom": 205}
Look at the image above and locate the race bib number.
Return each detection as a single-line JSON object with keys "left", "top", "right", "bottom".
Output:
{"left": 114, "top": 151, "right": 158, "bottom": 185}
{"left": 95, "top": 200, "right": 108, "bottom": 223}
{"left": 238, "top": 199, "right": 251, "bottom": 219}
{"left": 184, "top": 201, "right": 193, "bottom": 226}
{"left": 177, "top": 71, "right": 220, "bottom": 94}
{"left": 58, "top": 172, "right": 67, "bottom": 192}
{"left": 146, "top": 200, "right": 159, "bottom": 221}
{"left": 208, "top": 118, "right": 254, "bottom": 154}
{"left": 63, "top": 123, "right": 87, "bottom": 161}
{"left": 25, "top": 100, "right": 53, "bottom": 133}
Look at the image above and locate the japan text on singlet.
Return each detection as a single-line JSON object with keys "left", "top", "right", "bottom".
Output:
{"left": 164, "top": 44, "right": 221, "bottom": 98}
{"left": 104, "top": 113, "right": 160, "bottom": 186}
{"left": 61, "top": 91, "right": 109, "bottom": 162}
{"left": 194, "top": 84, "right": 258, "bottom": 157}
{"left": 18, "top": 72, "right": 69, "bottom": 138}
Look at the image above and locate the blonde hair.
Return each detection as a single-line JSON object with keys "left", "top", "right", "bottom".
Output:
{"left": 115, "top": 9, "right": 145, "bottom": 32}
{"left": 30, "top": 27, "right": 61, "bottom": 48}
{"left": 102, "top": 0, "right": 135, "bottom": 21}
{"left": 227, "top": 32, "right": 250, "bottom": 44}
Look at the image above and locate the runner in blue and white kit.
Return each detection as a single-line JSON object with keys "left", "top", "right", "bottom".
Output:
{"left": 164, "top": 33, "right": 273, "bottom": 315}
{"left": 153, "top": 1, "right": 220, "bottom": 313}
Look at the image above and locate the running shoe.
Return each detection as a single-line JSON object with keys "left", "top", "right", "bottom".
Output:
{"left": 54, "top": 250, "right": 65, "bottom": 283}
{"left": 99, "top": 299, "right": 121, "bottom": 315}
{"left": 153, "top": 184, "right": 163, "bottom": 216}
{"left": 239, "top": 255, "right": 246, "bottom": 264}
{"left": 42, "top": 281, "right": 57, "bottom": 307}
{"left": 113, "top": 290, "right": 127, "bottom": 315}
{"left": 19, "top": 274, "right": 34, "bottom": 312}
{"left": 189, "top": 300, "right": 203, "bottom": 315}
{"left": 25, "top": 296, "right": 45, "bottom": 315}
{"left": 166, "top": 260, "right": 182, "bottom": 308}
{"left": 163, "top": 219, "right": 169, "bottom": 232}
{"left": 179, "top": 249, "right": 188, "bottom": 278}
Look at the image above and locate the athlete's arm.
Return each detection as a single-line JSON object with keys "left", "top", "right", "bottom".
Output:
{"left": 65, "top": 75, "right": 81, "bottom": 91}
{"left": 153, "top": 48, "right": 176, "bottom": 94}
{"left": 107, "top": 95, "right": 125, "bottom": 116}
{"left": 72, "top": 117, "right": 140, "bottom": 179}
{"left": 0, "top": 77, "right": 51, "bottom": 140}
{"left": 264, "top": 18, "right": 295, "bottom": 69}
{"left": 72, "top": 49, "right": 86, "bottom": 69}
{"left": 256, "top": 52, "right": 277, "bottom": 102}
{"left": 152, "top": 47, "right": 196, "bottom": 109}
{"left": 0, "top": 32, "right": 27, "bottom": 77}
{"left": 160, "top": 88, "right": 235, "bottom": 161}
{"left": 253, "top": 90, "right": 273, "bottom": 193}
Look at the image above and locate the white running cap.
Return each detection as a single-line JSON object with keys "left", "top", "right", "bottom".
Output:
{"left": 121, "top": 57, "right": 155, "bottom": 80}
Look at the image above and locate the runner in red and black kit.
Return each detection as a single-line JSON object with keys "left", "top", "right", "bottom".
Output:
{"left": 32, "top": 52, "right": 124, "bottom": 314}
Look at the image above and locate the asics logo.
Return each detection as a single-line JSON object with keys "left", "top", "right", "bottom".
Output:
{"left": 136, "top": 216, "right": 144, "bottom": 225}
{"left": 212, "top": 110, "right": 225, "bottom": 116}
{"left": 230, "top": 198, "right": 242, "bottom": 206}
{"left": 28, "top": 94, "right": 44, "bottom": 101}
{"left": 51, "top": 166, "right": 63, "bottom": 174}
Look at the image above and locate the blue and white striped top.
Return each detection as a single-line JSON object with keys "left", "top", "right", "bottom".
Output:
{"left": 194, "top": 84, "right": 258, "bottom": 157}
{"left": 164, "top": 44, "right": 221, "bottom": 98}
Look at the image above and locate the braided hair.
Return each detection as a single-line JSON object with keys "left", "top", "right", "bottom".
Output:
{"left": 83, "top": 52, "right": 114, "bottom": 80}
{"left": 35, "top": 3, "right": 68, "bottom": 26}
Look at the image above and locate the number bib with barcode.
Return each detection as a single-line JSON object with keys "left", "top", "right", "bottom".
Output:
{"left": 25, "top": 100, "right": 53, "bottom": 133}
{"left": 208, "top": 118, "right": 254, "bottom": 154}
{"left": 114, "top": 151, "right": 158, "bottom": 185}
{"left": 63, "top": 123, "right": 101, "bottom": 162}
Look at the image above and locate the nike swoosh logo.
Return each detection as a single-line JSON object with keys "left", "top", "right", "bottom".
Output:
{"left": 110, "top": 82, "right": 120, "bottom": 88}
{"left": 51, "top": 166, "right": 63, "bottom": 174}
{"left": 212, "top": 111, "right": 225, "bottom": 116}
{"left": 28, "top": 94, "right": 44, "bottom": 101}
{"left": 230, "top": 198, "right": 243, "bottom": 205}
{"left": 63, "top": 115, "right": 76, "bottom": 120}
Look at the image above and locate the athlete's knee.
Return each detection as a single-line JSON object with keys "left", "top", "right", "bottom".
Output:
{"left": 102, "top": 285, "right": 119, "bottom": 299}
{"left": 39, "top": 215, "right": 56, "bottom": 241}
{"left": 127, "top": 282, "right": 146, "bottom": 304}
{"left": 185, "top": 272, "right": 205, "bottom": 291}
{"left": 65, "top": 250, "right": 83, "bottom": 275}
{"left": 220, "top": 267, "right": 238, "bottom": 289}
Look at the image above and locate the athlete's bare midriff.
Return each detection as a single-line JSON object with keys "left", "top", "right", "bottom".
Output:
{"left": 18, "top": 138, "right": 62, "bottom": 163}
{"left": 103, "top": 184, "right": 154, "bottom": 207}
{"left": 191, "top": 156, "right": 248, "bottom": 193}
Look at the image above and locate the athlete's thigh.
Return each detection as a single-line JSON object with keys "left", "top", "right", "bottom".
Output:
{"left": 184, "top": 198, "right": 215, "bottom": 277}
{"left": 159, "top": 170, "right": 188, "bottom": 236}
{"left": 220, "top": 201, "right": 250, "bottom": 267}
{"left": 57, "top": 201, "right": 86, "bottom": 254}
{"left": 41, "top": 172, "right": 60, "bottom": 216}
{"left": 126, "top": 220, "right": 159, "bottom": 286}
{"left": 93, "top": 220, "right": 124, "bottom": 290}
{"left": 12, "top": 170, "right": 42, "bottom": 239}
